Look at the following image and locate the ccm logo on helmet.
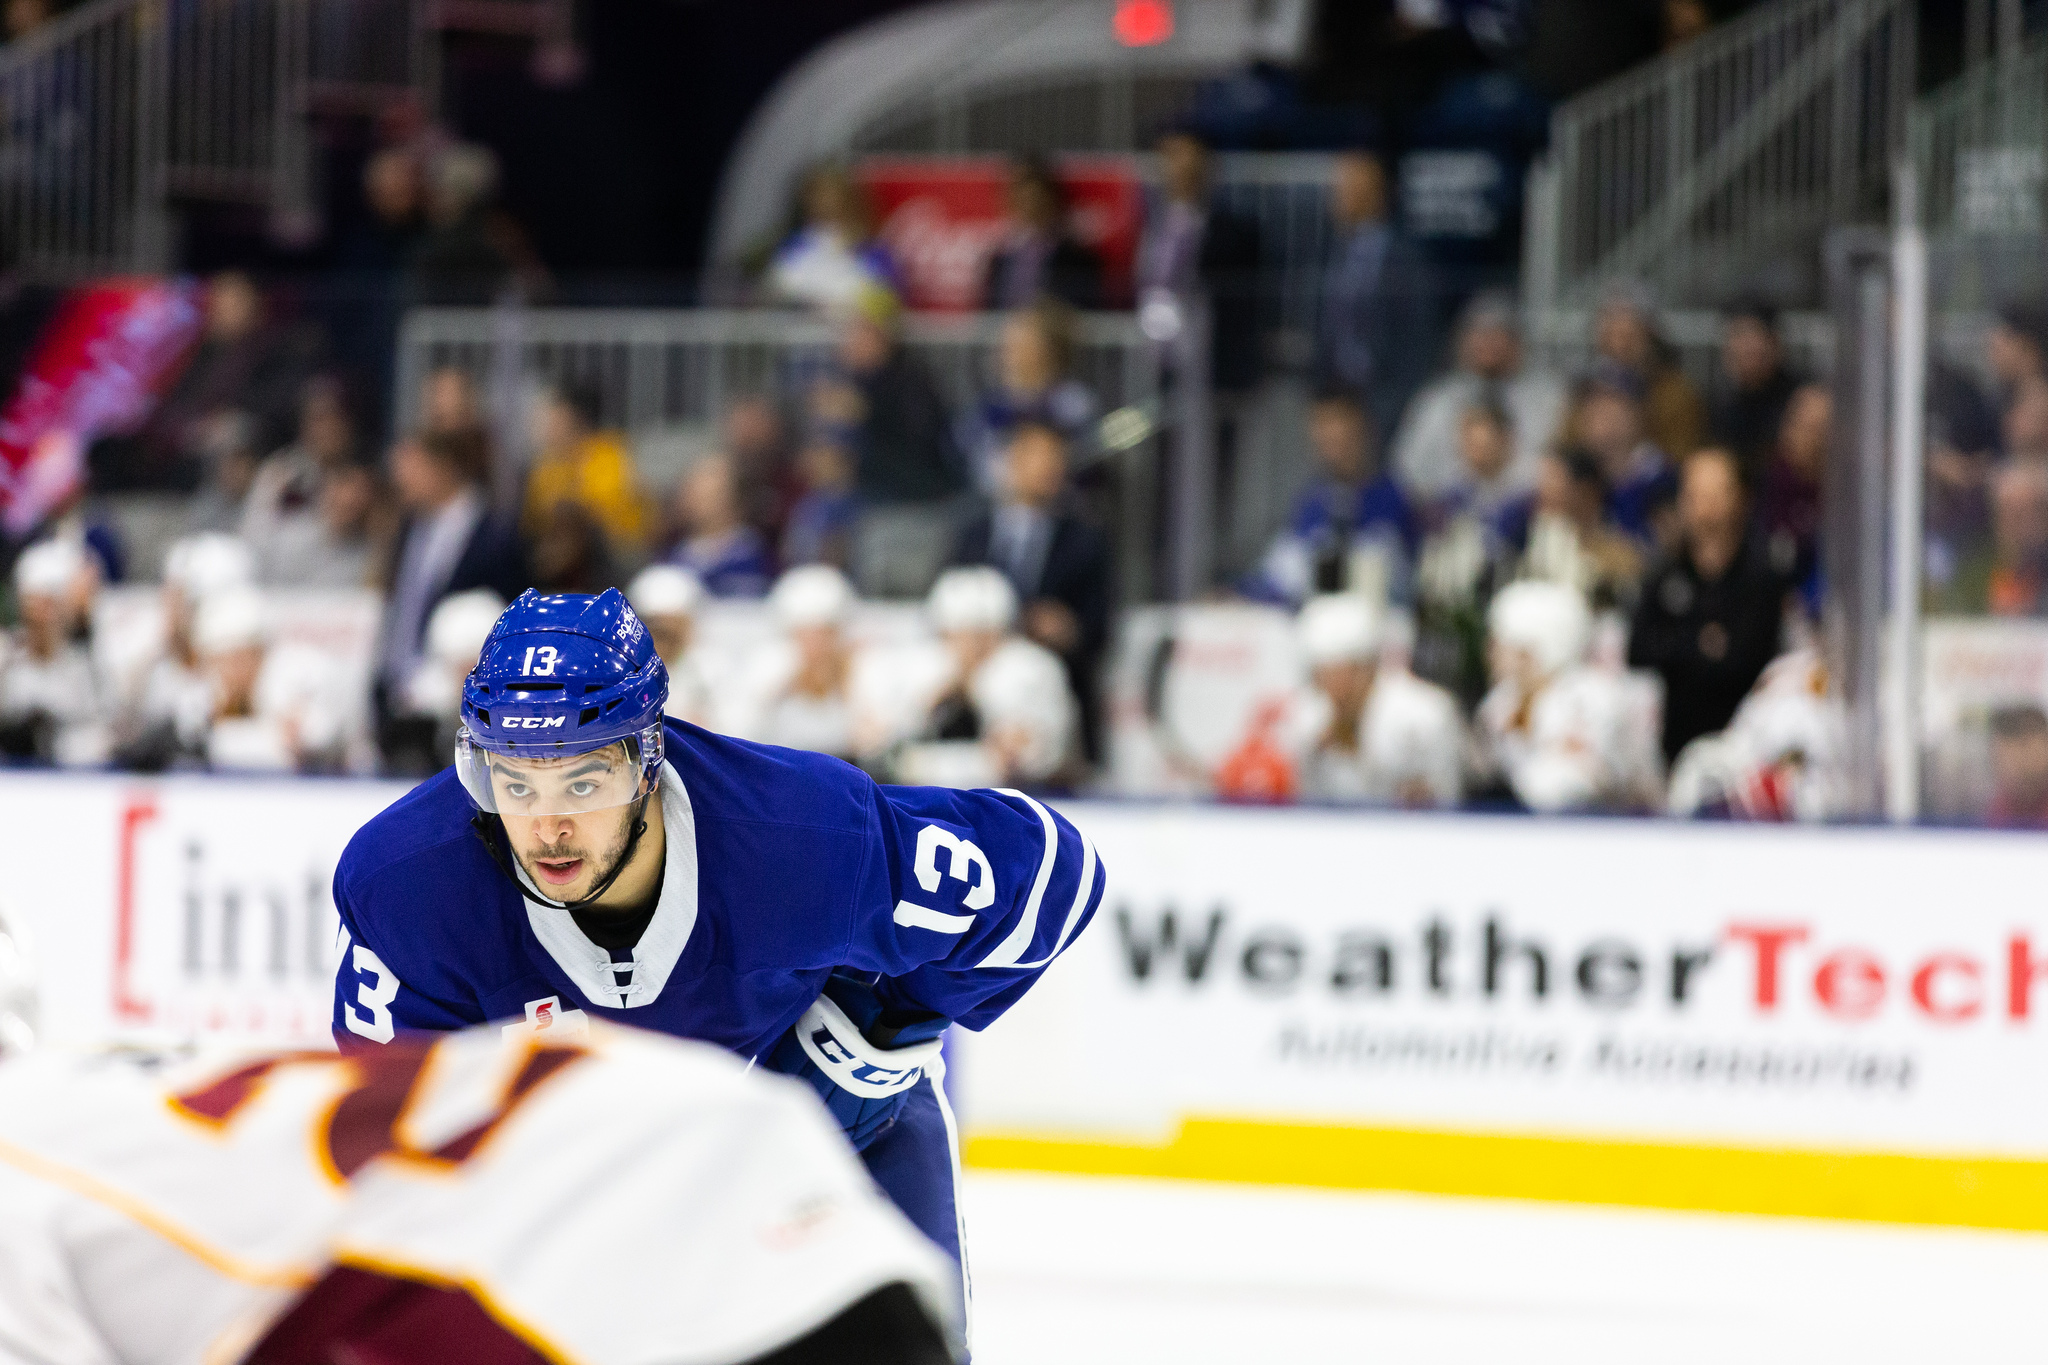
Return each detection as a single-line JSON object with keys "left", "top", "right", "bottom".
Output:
{"left": 501, "top": 715, "right": 567, "bottom": 729}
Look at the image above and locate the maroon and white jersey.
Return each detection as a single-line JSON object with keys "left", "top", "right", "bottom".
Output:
{"left": 0, "top": 1023, "right": 958, "bottom": 1365}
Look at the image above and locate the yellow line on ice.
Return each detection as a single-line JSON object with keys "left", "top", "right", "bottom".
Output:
{"left": 963, "top": 1119, "right": 2048, "bottom": 1231}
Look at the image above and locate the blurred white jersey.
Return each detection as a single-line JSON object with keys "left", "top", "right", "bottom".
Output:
{"left": 879, "top": 638, "right": 1076, "bottom": 787}
{"left": 0, "top": 637, "right": 108, "bottom": 765}
{"left": 1477, "top": 666, "right": 1659, "bottom": 813}
{"left": 0, "top": 1024, "right": 957, "bottom": 1365}
{"left": 1667, "top": 649, "right": 1843, "bottom": 821}
{"left": 1287, "top": 669, "right": 1464, "bottom": 807}
{"left": 207, "top": 643, "right": 355, "bottom": 773}
{"left": 724, "top": 639, "right": 860, "bottom": 759}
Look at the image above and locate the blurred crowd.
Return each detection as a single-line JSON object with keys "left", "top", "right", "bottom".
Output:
{"left": 6, "top": 110, "right": 2048, "bottom": 828}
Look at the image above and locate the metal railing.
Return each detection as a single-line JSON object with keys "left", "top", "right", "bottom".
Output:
{"left": 0, "top": 0, "right": 424, "bottom": 279}
{"left": 1525, "top": 0, "right": 1914, "bottom": 310}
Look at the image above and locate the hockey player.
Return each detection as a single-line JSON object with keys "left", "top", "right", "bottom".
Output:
{"left": 0, "top": 539, "right": 109, "bottom": 766}
{"left": 1475, "top": 580, "right": 1658, "bottom": 813}
{"left": 1666, "top": 647, "right": 1842, "bottom": 821}
{"left": 626, "top": 562, "right": 712, "bottom": 725}
{"left": 1288, "top": 593, "right": 1463, "bottom": 807}
{"left": 123, "top": 532, "right": 258, "bottom": 767}
{"left": 0, "top": 1017, "right": 959, "bottom": 1362}
{"left": 728, "top": 565, "right": 864, "bottom": 756}
{"left": 188, "top": 587, "right": 356, "bottom": 774}
{"left": 331, "top": 586, "right": 1105, "bottom": 1319}
{"left": 882, "top": 568, "right": 1077, "bottom": 790}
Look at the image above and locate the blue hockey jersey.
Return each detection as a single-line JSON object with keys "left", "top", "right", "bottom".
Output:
{"left": 331, "top": 720, "right": 1104, "bottom": 1061}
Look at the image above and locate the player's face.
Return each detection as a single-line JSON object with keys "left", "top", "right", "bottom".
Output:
{"left": 488, "top": 746, "right": 646, "bottom": 896}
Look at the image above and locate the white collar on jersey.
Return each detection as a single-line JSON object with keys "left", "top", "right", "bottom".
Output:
{"left": 516, "top": 760, "right": 699, "bottom": 1010}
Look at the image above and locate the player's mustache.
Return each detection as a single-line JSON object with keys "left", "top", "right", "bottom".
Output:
{"left": 528, "top": 839, "right": 586, "bottom": 861}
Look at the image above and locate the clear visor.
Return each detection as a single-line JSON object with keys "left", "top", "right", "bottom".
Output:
{"left": 456, "top": 723, "right": 662, "bottom": 817}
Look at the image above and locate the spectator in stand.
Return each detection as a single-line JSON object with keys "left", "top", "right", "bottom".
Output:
{"left": 1287, "top": 593, "right": 1463, "bottom": 808}
{"left": 408, "top": 144, "right": 518, "bottom": 306}
{"left": 422, "top": 364, "right": 487, "bottom": 441}
{"left": 2005, "top": 378, "right": 2048, "bottom": 465}
{"left": 950, "top": 421, "right": 1111, "bottom": 760}
{"left": 376, "top": 428, "right": 527, "bottom": 772}
{"left": 1570, "top": 362, "right": 1678, "bottom": 550}
{"left": 882, "top": 568, "right": 1077, "bottom": 792}
{"left": 1476, "top": 580, "right": 1648, "bottom": 814}
{"left": 664, "top": 454, "right": 773, "bottom": 599}
{"left": 242, "top": 377, "right": 366, "bottom": 573}
{"left": 722, "top": 393, "right": 796, "bottom": 545}
{"left": 0, "top": 539, "right": 107, "bottom": 767}
{"left": 1412, "top": 396, "right": 1529, "bottom": 706}
{"left": 1756, "top": 382, "right": 1829, "bottom": 593}
{"left": 331, "top": 147, "right": 426, "bottom": 432}
{"left": 625, "top": 565, "right": 711, "bottom": 726}
{"left": 1593, "top": 283, "right": 1706, "bottom": 458}
{"left": 1137, "top": 129, "right": 1263, "bottom": 395}
{"left": 1519, "top": 448, "right": 1644, "bottom": 611}
{"left": 781, "top": 437, "right": 860, "bottom": 573}
{"left": 1662, "top": 0, "right": 1713, "bottom": 49}
{"left": 120, "top": 533, "right": 257, "bottom": 771}
{"left": 1316, "top": 149, "right": 1438, "bottom": 443}
{"left": 4, "top": 0, "right": 51, "bottom": 43}
{"left": 1987, "top": 704, "right": 2048, "bottom": 829}
{"left": 811, "top": 287, "right": 962, "bottom": 597}
{"left": 768, "top": 164, "right": 904, "bottom": 312}
{"left": 1708, "top": 301, "right": 1803, "bottom": 484}
{"left": 955, "top": 300, "right": 1097, "bottom": 494}
{"left": 1988, "top": 302, "right": 2048, "bottom": 412}
{"left": 185, "top": 411, "right": 264, "bottom": 536}
{"left": 1247, "top": 389, "right": 1416, "bottom": 608}
{"left": 254, "top": 458, "right": 386, "bottom": 589}
{"left": 93, "top": 271, "right": 311, "bottom": 490}
{"left": 1393, "top": 293, "right": 1567, "bottom": 501}
{"left": 981, "top": 156, "right": 1104, "bottom": 311}
{"left": 527, "top": 501, "right": 619, "bottom": 595}
{"left": 1628, "top": 447, "right": 1792, "bottom": 763}
{"left": 1937, "top": 463, "right": 2048, "bottom": 618}
{"left": 522, "top": 378, "right": 646, "bottom": 558}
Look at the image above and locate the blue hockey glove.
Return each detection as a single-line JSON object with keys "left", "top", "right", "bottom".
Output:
{"left": 764, "top": 972, "right": 949, "bottom": 1151}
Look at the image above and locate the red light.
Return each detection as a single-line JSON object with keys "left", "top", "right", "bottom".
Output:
{"left": 1114, "top": 0, "right": 1174, "bottom": 47}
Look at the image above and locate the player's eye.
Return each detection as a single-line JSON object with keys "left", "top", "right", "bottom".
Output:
{"left": 568, "top": 780, "right": 600, "bottom": 798}
{"left": 504, "top": 782, "right": 533, "bottom": 799}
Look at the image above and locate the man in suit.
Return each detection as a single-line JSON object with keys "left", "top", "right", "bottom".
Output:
{"left": 980, "top": 156, "right": 1106, "bottom": 311}
{"left": 952, "top": 421, "right": 1111, "bottom": 762}
{"left": 1316, "top": 149, "right": 1440, "bottom": 444}
{"left": 1138, "top": 130, "right": 1263, "bottom": 394}
{"left": 375, "top": 426, "right": 529, "bottom": 770}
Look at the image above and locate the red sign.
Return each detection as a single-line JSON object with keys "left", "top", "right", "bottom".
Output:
{"left": 0, "top": 277, "right": 202, "bottom": 535}
{"left": 859, "top": 156, "right": 1143, "bottom": 313}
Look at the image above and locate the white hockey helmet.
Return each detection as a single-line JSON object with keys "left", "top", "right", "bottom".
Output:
{"left": 928, "top": 567, "right": 1017, "bottom": 635}
{"left": 771, "top": 565, "right": 855, "bottom": 630}
{"left": 192, "top": 585, "right": 268, "bottom": 657}
{"left": 1488, "top": 580, "right": 1591, "bottom": 680}
{"left": 627, "top": 564, "right": 705, "bottom": 621}
{"left": 13, "top": 538, "right": 88, "bottom": 602}
{"left": 164, "top": 533, "right": 257, "bottom": 602}
{"left": 1298, "top": 593, "right": 1383, "bottom": 667}
{"left": 427, "top": 588, "right": 507, "bottom": 669}
{"left": 0, "top": 908, "right": 38, "bottom": 1058}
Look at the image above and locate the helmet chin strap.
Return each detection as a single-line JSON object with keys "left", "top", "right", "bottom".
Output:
{"left": 470, "top": 788, "right": 657, "bottom": 913}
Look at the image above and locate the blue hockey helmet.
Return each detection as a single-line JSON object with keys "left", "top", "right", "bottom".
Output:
{"left": 455, "top": 588, "right": 670, "bottom": 817}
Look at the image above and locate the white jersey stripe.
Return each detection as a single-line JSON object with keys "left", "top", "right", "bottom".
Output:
{"left": 975, "top": 790, "right": 1059, "bottom": 969}
{"left": 1009, "top": 830, "right": 1096, "bottom": 972}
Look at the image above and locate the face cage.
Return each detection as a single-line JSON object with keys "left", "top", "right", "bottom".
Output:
{"left": 455, "top": 721, "right": 665, "bottom": 817}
